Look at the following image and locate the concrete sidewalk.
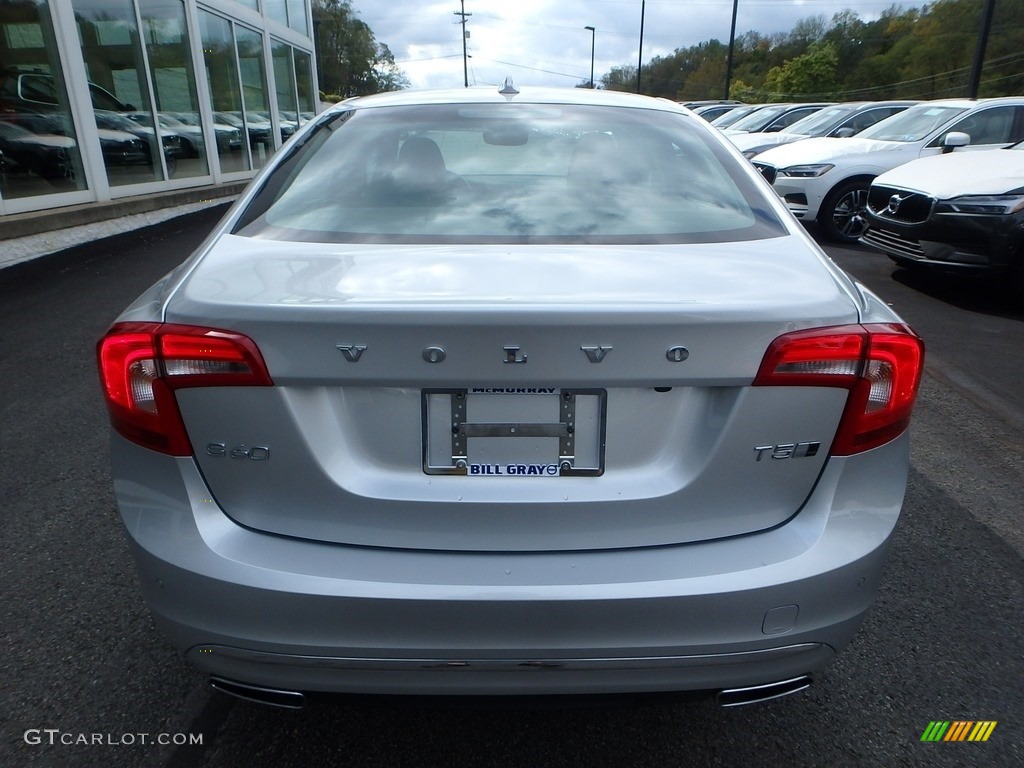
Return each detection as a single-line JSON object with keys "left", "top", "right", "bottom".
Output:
{"left": 1, "top": 183, "right": 245, "bottom": 270}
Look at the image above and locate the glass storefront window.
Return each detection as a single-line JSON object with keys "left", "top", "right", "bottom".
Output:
{"left": 271, "top": 39, "right": 297, "bottom": 140}
{"left": 0, "top": 2, "right": 87, "bottom": 200}
{"left": 72, "top": 0, "right": 163, "bottom": 186}
{"left": 68, "top": 0, "right": 210, "bottom": 187}
{"left": 235, "top": 25, "right": 272, "bottom": 169}
{"left": 287, "top": 0, "right": 308, "bottom": 36}
{"left": 294, "top": 49, "right": 315, "bottom": 123}
{"left": 198, "top": 10, "right": 248, "bottom": 174}
{"left": 264, "top": 1, "right": 287, "bottom": 27}
{"left": 2, "top": 0, "right": 316, "bottom": 213}
{"left": 265, "top": 0, "right": 307, "bottom": 36}
{"left": 137, "top": 0, "right": 209, "bottom": 179}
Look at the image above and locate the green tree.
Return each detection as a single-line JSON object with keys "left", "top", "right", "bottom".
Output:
{"left": 901, "top": 0, "right": 977, "bottom": 97}
{"left": 985, "top": 0, "right": 1024, "bottom": 95}
{"left": 760, "top": 42, "right": 840, "bottom": 99}
{"left": 728, "top": 79, "right": 757, "bottom": 102}
{"left": 596, "top": 0, "right": 1024, "bottom": 103}
{"left": 643, "top": 50, "right": 689, "bottom": 98}
{"left": 312, "top": 0, "right": 408, "bottom": 97}
{"left": 790, "top": 15, "right": 829, "bottom": 46}
{"left": 601, "top": 64, "right": 638, "bottom": 92}
{"left": 677, "top": 40, "right": 730, "bottom": 100}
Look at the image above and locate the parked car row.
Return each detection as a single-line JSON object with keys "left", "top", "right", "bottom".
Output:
{"left": 0, "top": 65, "right": 307, "bottom": 184}
{"left": 719, "top": 102, "right": 837, "bottom": 136}
{"left": 683, "top": 96, "right": 1024, "bottom": 301}
{"left": 728, "top": 101, "right": 919, "bottom": 159}
{"left": 0, "top": 109, "right": 177, "bottom": 181}
{"left": 697, "top": 95, "right": 1024, "bottom": 302}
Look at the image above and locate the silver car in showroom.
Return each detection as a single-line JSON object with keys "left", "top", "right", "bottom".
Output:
{"left": 97, "top": 83, "right": 924, "bottom": 708}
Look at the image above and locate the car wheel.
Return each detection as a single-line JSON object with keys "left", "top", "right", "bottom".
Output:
{"left": 41, "top": 148, "right": 75, "bottom": 184}
{"left": 821, "top": 180, "right": 872, "bottom": 243}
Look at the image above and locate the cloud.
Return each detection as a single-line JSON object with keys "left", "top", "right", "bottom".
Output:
{"left": 352, "top": 0, "right": 902, "bottom": 90}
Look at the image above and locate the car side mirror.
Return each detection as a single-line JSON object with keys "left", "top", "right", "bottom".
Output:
{"left": 941, "top": 131, "right": 971, "bottom": 153}
{"left": 833, "top": 127, "right": 855, "bottom": 138}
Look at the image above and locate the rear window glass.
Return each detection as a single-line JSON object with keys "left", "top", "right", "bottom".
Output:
{"left": 234, "top": 102, "right": 785, "bottom": 244}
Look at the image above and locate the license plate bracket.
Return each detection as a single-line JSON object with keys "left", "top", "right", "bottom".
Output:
{"left": 421, "top": 388, "right": 606, "bottom": 476}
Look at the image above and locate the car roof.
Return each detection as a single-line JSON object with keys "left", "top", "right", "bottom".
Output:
{"left": 845, "top": 100, "right": 920, "bottom": 109}
{"left": 910, "top": 97, "right": 1024, "bottom": 108}
{"left": 327, "top": 84, "right": 689, "bottom": 113}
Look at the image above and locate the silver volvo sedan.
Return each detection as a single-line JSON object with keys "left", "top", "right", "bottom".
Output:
{"left": 97, "top": 83, "right": 924, "bottom": 709}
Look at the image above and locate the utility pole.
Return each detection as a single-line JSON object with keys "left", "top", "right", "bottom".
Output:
{"left": 967, "top": 0, "right": 996, "bottom": 98}
{"left": 636, "top": 0, "right": 645, "bottom": 93}
{"left": 724, "top": 0, "right": 739, "bottom": 99}
{"left": 455, "top": 1, "right": 471, "bottom": 88}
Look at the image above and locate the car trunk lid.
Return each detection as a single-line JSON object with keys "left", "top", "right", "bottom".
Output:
{"left": 162, "top": 235, "right": 861, "bottom": 551}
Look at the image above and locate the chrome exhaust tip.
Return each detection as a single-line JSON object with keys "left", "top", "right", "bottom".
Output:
{"left": 716, "top": 676, "right": 811, "bottom": 707}
{"left": 209, "top": 677, "right": 306, "bottom": 709}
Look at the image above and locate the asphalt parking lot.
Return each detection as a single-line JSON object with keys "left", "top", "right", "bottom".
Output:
{"left": 1, "top": 208, "right": 1021, "bottom": 768}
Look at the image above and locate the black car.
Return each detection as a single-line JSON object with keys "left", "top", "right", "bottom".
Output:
{"left": 0, "top": 67, "right": 134, "bottom": 115}
{"left": 214, "top": 111, "right": 272, "bottom": 147}
{"left": 862, "top": 139, "right": 1024, "bottom": 303}
{"left": 17, "top": 111, "right": 149, "bottom": 169}
{"left": 0, "top": 118, "right": 78, "bottom": 181}
{"left": 94, "top": 109, "right": 182, "bottom": 173}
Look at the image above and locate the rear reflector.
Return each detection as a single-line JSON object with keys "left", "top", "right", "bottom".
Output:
{"left": 98, "top": 323, "right": 272, "bottom": 456}
{"left": 754, "top": 324, "right": 924, "bottom": 455}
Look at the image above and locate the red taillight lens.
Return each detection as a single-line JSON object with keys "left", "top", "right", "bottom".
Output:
{"left": 754, "top": 323, "right": 924, "bottom": 456}
{"left": 98, "top": 323, "right": 273, "bottom": 456}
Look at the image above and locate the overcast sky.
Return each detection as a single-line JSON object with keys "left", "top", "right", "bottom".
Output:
{"left": 352, "top": 0, "right": 912, "bottom": 91}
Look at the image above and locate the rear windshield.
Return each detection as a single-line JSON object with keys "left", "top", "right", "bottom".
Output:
{"left": 234, "top": 102, "right": 785, "bottom": 244}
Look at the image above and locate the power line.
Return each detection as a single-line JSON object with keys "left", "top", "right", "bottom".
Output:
{"left": 393, "top": 53, "right": 463, "bottom": 65}
{"left": 483, "top": 57, "right": 585, "bottom": 81}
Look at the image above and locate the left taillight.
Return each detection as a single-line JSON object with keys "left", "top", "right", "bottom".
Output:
{"left": 97, "top": 322, "right": 273, "bottom": 456}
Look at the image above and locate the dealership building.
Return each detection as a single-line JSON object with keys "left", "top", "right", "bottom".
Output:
{"left": 0, "top": 0, "right": 317, "bottom": 222}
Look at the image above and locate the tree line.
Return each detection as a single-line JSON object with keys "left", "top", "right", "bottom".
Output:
{"left": 312, "top": 0, "right": 1023, "bottom": 103}
{"left": 601, "top": 0, "right": 1024, "bottom": 102}
{"left": 312, "top": 0, "right": 408, "bottom": 100}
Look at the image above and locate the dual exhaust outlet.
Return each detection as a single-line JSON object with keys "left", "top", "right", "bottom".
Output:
{"left": 209, "top": 675, "right": 812, "bottom": 710}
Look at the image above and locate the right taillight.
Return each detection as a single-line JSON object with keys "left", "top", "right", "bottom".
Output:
{"left": 754, "top": 323, "right": 924, "bottom": 456}
{"left": 98, "top": 322, "right": 273, "bottom": 456}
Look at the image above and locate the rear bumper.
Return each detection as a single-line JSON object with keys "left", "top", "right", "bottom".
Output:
{"left": 113, "top": 432, "right": 908, "bottom": 696}
{"left": 194, "top": 643, "right": 835, "bottom": 699}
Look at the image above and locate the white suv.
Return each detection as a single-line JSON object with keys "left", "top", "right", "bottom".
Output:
{"left": 753, "top": 98, "right": 1024, "bottom": 242}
